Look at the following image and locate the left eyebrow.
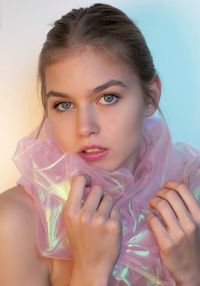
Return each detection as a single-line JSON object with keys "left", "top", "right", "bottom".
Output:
{"left": 46, "top": 79, "right": 128, "bottom": 99}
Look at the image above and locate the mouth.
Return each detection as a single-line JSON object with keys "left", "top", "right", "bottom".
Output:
{"left": 78, "top": 146, "right": 109, "bottom": 162}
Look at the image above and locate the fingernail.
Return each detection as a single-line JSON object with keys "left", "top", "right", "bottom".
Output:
{"left": 83, "top": 174, "right": 92, "bottom": 187}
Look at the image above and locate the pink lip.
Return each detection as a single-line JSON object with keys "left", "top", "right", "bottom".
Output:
{"left": 78, "top": 145, "right": 108, "bottom": 152}
{"left": 78, "top": 147, "right": 109, "bottom": 162}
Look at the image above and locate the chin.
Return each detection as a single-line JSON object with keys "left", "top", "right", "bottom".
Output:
{"left": 89, "top": 159, "right": 125, "bottom": 172}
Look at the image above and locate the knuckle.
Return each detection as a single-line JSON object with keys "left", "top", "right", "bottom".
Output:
{"left": 89, "top": 186, "right": 103, "bottom": 200}
{"left": 162, "top": 241, "right": 174, "bottom": 255}
{"left": 111, "top": 205, "right": 121, "bottom": 220}
{"left": 103, "top": 194, "right": 114, "bottom": 203}
{"left": 150, "top": 197, "right": 169, "bottom": 210}
{"left": 107, "top": 219, "right": 121, "bottom": 233}
{"left": 185, "top": 221, "right": 197, "bottom": 235}
{"left": 113, "top": 204, "right": 120, "bottom": 214}
{"left": 92, "top": 185, "right": 103, "bottom": 194}
{"left": 80, "top": 211, "right": 91, "bottom": 223}
{"left": 64, "top": 208, "right": 76, "bottom": 221}
{"left": 93, "top": 213, "right": 106, "bottom": 226}
{"left": 164, "top": 190, "right": 175, "bottom": 200}
{"left": 177, "top": 182, "right": 187, "bottom": 191}
{"left": 156, "top": 199, "right": 168, "bottom": 209}
{"left": 165, "top": 180, "right": 172, "bottom": 184}
{"left": 174, "top": 229, "right": 186, "bottom": 242}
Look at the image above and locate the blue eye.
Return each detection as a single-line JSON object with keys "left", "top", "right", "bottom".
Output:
{"left": 98, "top": 94, "right": 119, "bottom": 105}
{"left": 52, "top": 93, "right": 120, "bottom": 112}
{"left": 53, "top": 102, "right": 72, "bottom": 111}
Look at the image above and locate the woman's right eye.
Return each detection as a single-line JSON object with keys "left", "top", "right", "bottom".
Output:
{"left": 53, "top": 102, "right": 72, "bottom": 112}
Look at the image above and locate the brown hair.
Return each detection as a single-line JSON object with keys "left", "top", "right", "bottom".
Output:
{"left": 36, "top": 3, "right": 164, "bottom": 138}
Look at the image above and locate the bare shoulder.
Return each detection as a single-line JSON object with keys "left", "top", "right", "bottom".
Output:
{"left": 0, "top": 185, "right": 51, "bottom": 285}
{"left": 0, "top": 185, "right": 38, "bottom": 242}
{"left": 0, "top": 185, "right": 35, "bottom": 237}
{"left": 0, "top": 185, "right": 74, "bottom": 286}
{"left": 0, "top": 185, "right": 34, "bottom": 215}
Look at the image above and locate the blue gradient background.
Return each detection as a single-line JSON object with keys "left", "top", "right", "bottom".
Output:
{"left": 116, "top": 0, "right": 200, "bottom": 150}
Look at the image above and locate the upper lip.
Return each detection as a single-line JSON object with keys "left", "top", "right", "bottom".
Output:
{"left": 78, "top": 145, "right": 108, "bottom": 152}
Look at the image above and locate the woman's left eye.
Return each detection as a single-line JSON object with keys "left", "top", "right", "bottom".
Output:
{"left": 98, "top": 94, "right": 119, "bottom": 105}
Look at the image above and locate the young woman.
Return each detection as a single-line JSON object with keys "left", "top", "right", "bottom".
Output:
{"left": 1, "top": 3, "right": 200, "bottom": 286}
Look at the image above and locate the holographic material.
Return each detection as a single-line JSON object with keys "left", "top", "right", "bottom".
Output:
{"left": 12, "top": 115, "right": 200, "bottom": 285}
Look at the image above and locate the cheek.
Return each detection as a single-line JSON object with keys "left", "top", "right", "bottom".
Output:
{"left": 48, "top": 117, "right": 75, "bottom": 151}
{"left": 111, "top": 103, "right": 145, "bottom": 148}
{"left": 115, "top": 102, "right": 145, "bottom": 133}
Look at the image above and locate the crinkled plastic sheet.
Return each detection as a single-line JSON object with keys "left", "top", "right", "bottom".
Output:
{"left": 13, "top": 115, "right": 200, "bottom": 285}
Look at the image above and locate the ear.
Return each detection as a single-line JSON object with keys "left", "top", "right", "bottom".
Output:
{"left": 145, "top": 76, "right": 162, "bottom": 117}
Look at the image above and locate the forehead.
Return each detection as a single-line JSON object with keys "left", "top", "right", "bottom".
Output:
{"left": 45, "top": 48, "right": 137, "bottom": 94}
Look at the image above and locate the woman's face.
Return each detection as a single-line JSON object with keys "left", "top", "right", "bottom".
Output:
{"left": 46, "top": 49, "right": 151, "bottom": 172}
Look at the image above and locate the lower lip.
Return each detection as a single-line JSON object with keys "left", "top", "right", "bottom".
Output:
{"left": 79, "top": 149, "right": 109, "bottom": 162}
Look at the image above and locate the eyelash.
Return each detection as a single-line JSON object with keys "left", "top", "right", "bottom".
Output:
{"left": 52, "top": 93, "right": 120, "bottom": 112}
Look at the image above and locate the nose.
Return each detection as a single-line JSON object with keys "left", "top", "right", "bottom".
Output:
{"left": 76, "top": 105, "right": 100, "bottom": 137}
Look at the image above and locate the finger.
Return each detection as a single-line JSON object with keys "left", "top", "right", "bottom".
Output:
{"left": 164, "top": 181, "right": 200, "bottom": 222}
{"left": 147, "top": 213, "right": 172, "bottom": 250}
{"left": 81, "top": 185, "right": 104, "bottom": 214}
{"left": 65, "top": 175, "right": 89, "bottom": 213}
{"left": 109, "top": 204, "right": 122, "bottom": 224}
{"left": 105, "top": 205, "right": 122, "bottom": 236}
{"left": 79, "top": 173, "right": 92, "bottom": 187}
{"left": 156, "top": 188, "right": 195, "bottom": 227}
{"left": 96, "top": 194, "right": 114, "bottom": 219}
{"left": 148, "top": 197, "right": 180, "bottom": 231}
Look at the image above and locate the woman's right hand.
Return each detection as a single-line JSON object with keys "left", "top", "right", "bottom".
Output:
{"left": 64, "top": 174, "right": 122, "bottom": 285}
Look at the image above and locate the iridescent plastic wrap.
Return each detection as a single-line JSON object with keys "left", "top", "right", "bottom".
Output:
{"left": 12, "top": 115, "right": 200, "bottom": 285}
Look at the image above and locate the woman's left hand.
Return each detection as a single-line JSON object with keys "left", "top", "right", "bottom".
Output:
{"left": 147, "top": 180, "right": 200, "bottom": 286}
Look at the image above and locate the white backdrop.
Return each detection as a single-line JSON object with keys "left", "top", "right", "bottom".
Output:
{"left": 0, "top": 0, "right": 200, "bottom": 192}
